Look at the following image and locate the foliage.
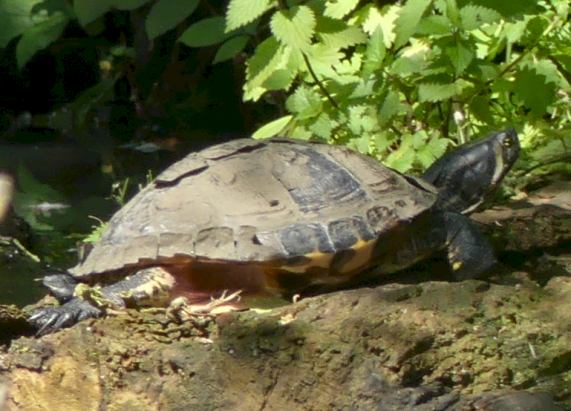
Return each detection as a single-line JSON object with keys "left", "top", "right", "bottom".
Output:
{"left": 0, "top": 0, "right": 569, "bottom": 177}
{"left": 214, "top": 0, "right": 570, "bottom": 174}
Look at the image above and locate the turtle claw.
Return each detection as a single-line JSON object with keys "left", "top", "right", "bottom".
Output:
{"left": 29, "top": 298, "right": 102, "bottom": 336}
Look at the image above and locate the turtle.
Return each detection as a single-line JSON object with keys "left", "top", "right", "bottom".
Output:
{"left": 30, "top": 128, "right": 520, "bottom": 334}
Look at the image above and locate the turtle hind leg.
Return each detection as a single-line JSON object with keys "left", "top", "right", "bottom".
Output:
{"left": 442, "top": 211, "right": 497, "bottom": 280}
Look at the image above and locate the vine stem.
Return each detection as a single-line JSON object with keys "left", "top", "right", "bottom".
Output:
{"left": 302, "top": 53, "right": 339, "bottom": 109}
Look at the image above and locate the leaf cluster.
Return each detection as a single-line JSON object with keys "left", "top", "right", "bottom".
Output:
{"left": 224, "top": 0, "right": 571, "bottom": 175}
{"left": 1, "top": 0, "right": 570, "bottom": 177}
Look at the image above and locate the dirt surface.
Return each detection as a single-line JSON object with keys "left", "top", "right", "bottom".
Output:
{"left": 0, "top": 274, "right": 569, "bottom": 410}
{"left": 0, "top": 182, "right": 569, "bottom": 411}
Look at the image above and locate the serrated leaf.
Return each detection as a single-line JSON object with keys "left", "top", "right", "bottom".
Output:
{"left": 462, "top": 0, "right": 539, "bottom": 17}
{"left": 459, "top": 4, "right": 500, "bottom": 31}
{"left": 417, "top": 15, "right": 451, "bottom": 35}
{"left": 379, "top": 90, "right": 401, "bottom": 125}
{"left": 286, "top": 86, "right": 322, "bottom": 119}
{"left": 363, "top": 28, "right": 386, "bottom": 76}
{"left": 513, "top": 67, "right": 557, "bottom": 116}
{"left": 418, "top": 137, "right": 450, "bottom": 168}
{"left": 289, "top": 125, "right": 313, "bottom": 140}
{"left": 253, "top": 115, "right": 293, "bottom": 139}
{"left": 503, "top": 19, "right": 528, "bottom": 44}
{"left": 394, "top": 0, "right": 432, "bottom": 48}
{"left": 445, "top": 39, "right": 474, "bottom": 76}
{"left": 309, "top": 112, "right": 337, "bottom": 140}
{"left": 244, "top": 37, "right": 288, "bottom": 100}
{"left": 226, "top": 0, "right": 274, "bottom": 32}
{"left": 320, "top": 25, "right": 366, "bottom": 49}
{"left": 324, "top": 0, "right": 359, "bottom": 19}
{"left": 270, "top": 6, "right": 315, "bottom": 51}
{"left": 16, "top": 12, "right": 68, "bottom": 69}
{"left": 0, "top": 0, "right": 45, "bottom": 47}
{"left": 362, "top": 5, "right": 398, "bottom": 47}
{"left": 262, "top": 69, "right": 294, "bottom": 90}
{"left": 145, "top": 0, "right": 199, "bottom": 39}
{"left": 179, "top": 17, "right": 226, "bottom": 47}
{"left": 214, "top": 35, "right": 249, "bottom": 63}
{"left": 418, "top": 81, "right": 466, "bottom": 102}
{"left": 385, "top": 145, "right": 415, "bottom": 172}
{"left": 468, "top": 96, "right": 494, "bottom": 124}
{"left": 349, "top": 134, "right": 372, "bottom": 154}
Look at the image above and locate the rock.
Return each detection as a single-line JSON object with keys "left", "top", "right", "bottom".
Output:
{"left": 1, "top": 277, "right": 570, "bottom": 410}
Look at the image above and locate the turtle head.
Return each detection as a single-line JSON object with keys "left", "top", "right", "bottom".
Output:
{"left": 422, "top": 128, "right": 520, "bottom": 214}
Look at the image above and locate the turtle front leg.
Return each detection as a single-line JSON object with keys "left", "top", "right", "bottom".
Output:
{"left": 441, "top": 211, "right": 497, "bottom": 280}
{"left": 30, "top": 267, "right": 177, "bottom": 335}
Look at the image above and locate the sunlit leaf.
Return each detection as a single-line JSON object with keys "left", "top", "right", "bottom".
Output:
{"left": 252, "top": 115, "right": 293, "bottom": 139}
{"left": 270, "top": 6, "right": 315, "bottom": 51}
{"left": 226, "top": 0, "right": 274, "bottom": 32}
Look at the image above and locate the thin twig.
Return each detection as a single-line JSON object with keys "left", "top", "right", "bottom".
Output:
{"left": 302, "top": 53, "right": 339, "bottom": 109}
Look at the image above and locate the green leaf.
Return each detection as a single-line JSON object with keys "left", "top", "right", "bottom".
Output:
{"left": 459, "top": 4, "right": 500, "bottom": 31}
{"left": 324, "top": 0, "right": 359, "bottom": 19}
{"left": 468, "top": 96, "right": 494, "bottom": 124}
{"left": 394, "top": 0, "right": 432, "bottom": 48}
{"left": 418, "top": 81, "right": 466, "bottom": 102}
{"left": 461, "top": 0, "right": 539, "bottom": 18}
{"left": 179, "top": 17, "right": 226, "bottom": 47}
{"left": 379, "top": 90, "right": 401, "bottom": 125}
{"left": 417, "top": 137, "right": 450, "bottom": 168}
{"left": 0, "top": 0, "right": 44, "bottom": 47}
{"left": 244, "top": 36, "right": 288, "bottom": 101}
{"left": 253, "top": 115, "right": 293, "bottom": 139}
{"left": 270, "top": 6, "right": 315, "bottom": 52}
{"left": 262, "top": 69, "right": 294, "bottom": 90}
{"left": 145, "top": 0, "right": 199, "bottom": 39}
{"left": 226, "top": 0, "right": 274, "bottom": 32}
{"left": 385, "top": 144, "right": 415, "bottom": 172}
{"left": 513, "top": 67, "right": 557, "bottom": 116}
{"left": 214, "top": 35, "right": 249, "bottom": 63}
{"left": 309, "top": 112, "right": 338, "bottom": 140}
{"left": 16, "top": 12, "right": 68, "bottom": 69}
{"left": 74, "top": 0, "right": 110, "bottom": 26}
{"left": 111, "top": 0, "right": 149, "bottom": 10}
{"left": 363, "top": 28, "right": 386, "bottom": 76}
{"left": 286, "top": 86, "right": 322, "bottom": 120}
{"left": 362, "top": 5, "right": 398, "bottom": 47}
{"left": 445, "top": 39, "right": 474, "bottom": 76}
{"left": 319, "top": 25, "right": 366, "bottom": 50}
{"left": 417, "top": 15, "right": 451, "bottom": 35}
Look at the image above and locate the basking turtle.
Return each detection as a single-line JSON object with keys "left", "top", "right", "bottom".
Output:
{"left": 30, "top": 129, "right": 519, "bottom": 334}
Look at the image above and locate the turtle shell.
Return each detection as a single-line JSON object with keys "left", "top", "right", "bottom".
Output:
{"left": 71, "top": 138, "right": 437, "bottom": 286}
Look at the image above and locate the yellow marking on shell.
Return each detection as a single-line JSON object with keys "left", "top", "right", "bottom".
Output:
{"left": 334, "top": 239, "right": 377, "bottom": 275}
{"left": 452, "top": 261, "right": 463, "bottom": 271}
{"left": 280, "top": 251, "right": 334, "bottom": 273}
